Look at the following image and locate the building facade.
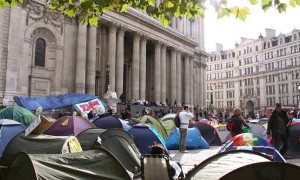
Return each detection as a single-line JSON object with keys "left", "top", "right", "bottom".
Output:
{"left": 0, "top": 0, "right": 208, "bottom": 108}
{"left": 206, "top": 28, "right": 300, "bottom": 116}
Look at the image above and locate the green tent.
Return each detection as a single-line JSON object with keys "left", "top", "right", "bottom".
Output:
{"left": 77, "top": 128, "right": 106, "bottom": 151}
{"left": 0, "top": 106, "right": 35, "bottom": 127}
{"left": 0, "top": 132, "right": 81, "bottom": 167}
{"left": 6, "top": 148, "right": 132, "bottom": 180}
{"left": 139, "top": 115, "right": 168, "bottom": 140}
{"left": 100, "top": 129, "right": 142, "bottom": 174}
{"left": 161, "top": 119, "right": 176, "bottom": 136}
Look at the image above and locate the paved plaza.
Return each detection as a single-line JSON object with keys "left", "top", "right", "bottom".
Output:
{"left": 169, "top": 147, "right": 300, "bottom": 175}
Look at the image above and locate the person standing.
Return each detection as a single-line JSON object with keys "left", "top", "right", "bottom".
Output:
{"left": 267, "top": 103, "right": 290, "bottom": 155}
{"left": 179, "top": 105, "right": 194, "bottom": 153}
{"left": 231, "top": 108, "right": 250, "bottom": 137}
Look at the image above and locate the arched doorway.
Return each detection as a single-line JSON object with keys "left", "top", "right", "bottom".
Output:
{"left": 245, "top": 100, "right": 255, "bottom": 118}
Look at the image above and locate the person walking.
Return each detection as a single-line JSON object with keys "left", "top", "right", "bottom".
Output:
{"left": 230, "top": 108, "right": 250, "bottom": 137}
{"left": 266, "top": 103, "right": 290, "bottom": 155}
{"left": 179, "top": 105, "right": 194, "bottom": 153}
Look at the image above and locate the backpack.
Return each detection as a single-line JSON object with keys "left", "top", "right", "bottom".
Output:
{"left": 174, "top": 114, "right": 181, "bottom": 128}
{"left": 226, "top": 116, "right": 237, "bottom": 132}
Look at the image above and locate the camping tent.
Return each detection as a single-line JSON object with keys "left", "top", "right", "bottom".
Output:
{"left": 0, "top": 119, "right": 26, "bottom": 155}
{"left": 0, "top": 106, "right": 35, "bottom": 127}
{"left": 165, "top": 127, "right": 210, "bottom": 150}
{"left": 44, "top": 116, "right": 95, "bottom": 136}
{"left": 139, "top": 115, "right": 168, "bottom": 140}
{"left": 189, "top": 121, "right": 222, "bottom": 146}
{"left": 220, "top": 162, "right": 300, "bottom": 180}
{"left": 229, "top": 133, "right": 270, "bottom": 147}
{"left": 159, "top": 113, "right": 176, "bottom": 136}
{"left": 92, "top": 115, "right": 131, "bottom": 130}
{"left": 285, "top": 122, "right": 300, "bottom": 158}
{"left": 248, "top": 122, "right": 267, "bottom": 138}
{"left": 0, "top": 132, "right": 81, "bottom": 166}
{"left": 5, "top": 148, "right": 132, "bottom": 180}
{"left": 76, "top": 128, "right": 106, "bottom": 151}
{"left": 100, "top": 129, "right": 142, "bottom": 173}
{"left": 127, "top": 124, "right": 166, "bottom": 155}
{"left": 185, "top": 150, "right": 273, "bottom": 180}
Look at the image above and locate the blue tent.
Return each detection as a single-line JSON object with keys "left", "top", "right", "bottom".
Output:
{"left": 92, "top": 115, "right": 131, "bottom": 130}
{"left": 127, "top": 124, "right": 166, "bottom": 155}
{"left": 165, "top": 127, "right": 210, "bottom": 150}
{"left": 0, "top": 119, "right": 25, "bottom": 155}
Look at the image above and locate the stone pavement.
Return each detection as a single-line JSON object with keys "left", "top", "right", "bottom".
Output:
{"left": 168, "top": 146, "right": 222, "bottom": 175}
{"left": 168, "top": 146, "right": 300, "bottom": 176}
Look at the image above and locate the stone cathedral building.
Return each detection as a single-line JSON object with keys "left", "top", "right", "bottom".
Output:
{"left": 0, "top": 0, "right": 208, "bottom": 108}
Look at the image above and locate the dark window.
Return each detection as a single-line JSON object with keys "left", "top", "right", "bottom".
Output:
{"left": 34, "top": 38, "right": 46, "bottom": 67}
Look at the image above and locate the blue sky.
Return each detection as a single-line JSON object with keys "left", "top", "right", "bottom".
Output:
{"left": 204, "top": 1, "right": 300, "bottom": 52}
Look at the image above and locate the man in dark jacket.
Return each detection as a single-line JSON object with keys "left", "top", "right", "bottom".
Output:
{"left": 267, "top": 103, "right": 290, "bottom": 155}
{"left": 231, "top": 108, "right": 250, "bottom": 137}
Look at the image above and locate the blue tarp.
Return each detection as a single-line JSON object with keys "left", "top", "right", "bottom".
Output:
{"left": 13, "top": 93, "right": 99, "bottom": 111}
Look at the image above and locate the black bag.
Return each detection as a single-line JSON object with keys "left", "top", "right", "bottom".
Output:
{"left": 174, "top": 114, "right": 181, "bottom": 128}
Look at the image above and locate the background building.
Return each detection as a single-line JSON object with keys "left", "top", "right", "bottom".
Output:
{"left": 206, "top": 28, "right": 300, "bottom": 116}
{"left": 0, "top": 0, "right": 208, "bottom": 108}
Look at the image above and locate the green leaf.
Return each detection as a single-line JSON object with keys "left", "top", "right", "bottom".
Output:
{"left": 217, "top": 8, "right": 231, "bottom": 18}
{"left": 296, "top": 0, "right": 300, "bottom": 5}
{"left": 261, "top": 0, "right": 272, "bottom": 11}
{"left": 289, "top": 0, "right": 296, "bottom": 7}
{"left": 237, "top": 7, "right": 250, "bottom": 21}
{"left": 160, "top": 14, "right": 170, "bottom": 27}
{"left": 277, "top": 3, "right": 287, "bottom": 13}
{"left": 230, "top": 6, "right": 239, "bottom": 17}
{"left": 164, "top": 1, "right": 174, "bottom": 8}
{"left": 121, "top": 4, "right": 128, "bottom": 12}
{"left": 89, "top": 16, "right": 99, "bottom": 26}
{"left": 249, "top": 0, "right": 258, "bottom": 5}
{"left": 148, "top": 0, "right": 155, "bottom": 6}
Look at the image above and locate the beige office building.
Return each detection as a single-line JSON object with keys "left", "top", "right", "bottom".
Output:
{"left": 0, "top": 0, "right": 208, "bottom": 107}
{"left": 206, "top": 28, "right": 300, "bottom": 116}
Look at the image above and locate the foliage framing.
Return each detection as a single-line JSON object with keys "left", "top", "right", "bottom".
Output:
{"left": 1, "top": 0, "right": 300, "bottom": 27}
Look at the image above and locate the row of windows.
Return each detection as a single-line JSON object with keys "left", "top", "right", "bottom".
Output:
{"left": 266, "top": 85, "right": 275, "bottom": 95}
{"left": 238, "top": 46, "right": 258, "bottom": 56}
{"left": 264, "top": 32, "right": 300, "bottom": 50}
{"left": 278, "top": 84, "right": 288, "bottom": 93}
{"left": 266, "top": 96, "right": 298, "bottom": 107}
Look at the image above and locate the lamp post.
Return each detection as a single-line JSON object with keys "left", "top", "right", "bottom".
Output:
{"left": 298, "top": 83, "right": 300, "bottom": 118}
{"left": 105, "top": 64, "right": 110, "bottom": 92}
{"left": 210, "top": 86, "right": 213, "bottom": 105}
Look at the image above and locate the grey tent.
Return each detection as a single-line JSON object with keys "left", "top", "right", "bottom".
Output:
{"left": 284, "top": 122, "right": 300, "bottom": 159}
{"left": 185, "top": 150, "right": 273, "bottom": 180}
{"left": 220, "top": 162, "right": 300, "bottom": 180}
{"left": 0, "top": 132, "right": 81, "bottom": 166}
{"left": 100, "top": 128, "right": 142, "bottom": 174}
{"left": 6, "top": 148, "right": 132, "bottom": 180}
{"left": 248, "top": 122, "right": 266, "bottom": 138}
{"left": 77, "top": 128, "right": 106, "bottom": 151}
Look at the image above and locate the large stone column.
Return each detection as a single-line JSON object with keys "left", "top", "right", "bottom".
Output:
{"left": 154, "top": 41, "right": 161, "bottom": 104}
{"left": 184, "top": 55, "right": 190, "bottom": 104}
{"left": 116, "top": 26, "right": 125, "bottom": 98}
{"left": 190, "top": 58, "right": 194, "bottom": 105}
{"left": 139, "top": 35, "right": 147, "bottom": 101}
{"left": 75, "top": 23, "right": 87, "bottom": 93}
{"left": 161, "top": 44, "right": 167, "bottom": 105}
{"left": 131, "top": 32, "right": 140, "bottom": 101}
{"left": 86, "top": 26, "right": 97, "bottom": 95}
{"left": 108, "top": 23, "right": 117, "bottom": 91}
{"left": 171, "top": 48, "right": 177, "bottom": 105}
{"left": 4, "top": 7, "right": 21, "bottom": 102}
{"left": 176, "top": 51, "right": 182, "bottom": 106}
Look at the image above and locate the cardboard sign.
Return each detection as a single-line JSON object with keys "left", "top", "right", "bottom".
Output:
{"left": 25, "top": 115, "right": 53, "bottom": 136}
{"left": 74, "top": 98, "right": 106, "bottom": 116}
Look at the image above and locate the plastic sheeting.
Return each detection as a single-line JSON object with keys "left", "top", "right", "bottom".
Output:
{"left": 13, "top": 93, "right": 100, "bottom": 111}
